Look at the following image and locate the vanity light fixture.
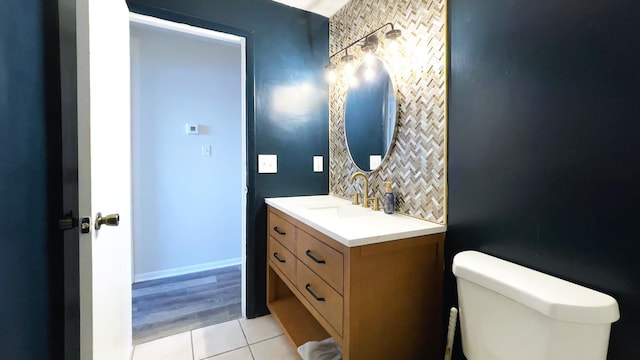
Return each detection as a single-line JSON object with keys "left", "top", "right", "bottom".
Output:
{"left": 363, "top": 52, "right": 374, "bottom": 66}
{"left": 386, "top": 28, "right": 401, "bottom": 52}
{"left": 341, "top": 50, "right": 356, "bottom": 76}
{"left": 362, "top": 36, "right": 377, "bottom": 67}
{"left": 364, "top": 67, "right": 375, "bottom": 81}
{"left": 325, "top": 23, "right": 402, "bottom": 82}
{"left": 360, "top": 35, "right": 378, "bottom": 54}
{"left": 325, "top": 63, "right": 337, "bottom": 83}
{"left": 349, "top": 75, "right": 359, "bottom": 88}
{"left": 385, "top": 28, "right": 401, "bottom": 41}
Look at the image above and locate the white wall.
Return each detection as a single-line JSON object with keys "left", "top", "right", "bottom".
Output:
{"left": 131, "top": 23, "right": 242, "bottom": 281}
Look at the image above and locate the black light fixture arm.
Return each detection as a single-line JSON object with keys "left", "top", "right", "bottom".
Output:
{"left": 328, "top": 22, "right": 396, "bottom": 63}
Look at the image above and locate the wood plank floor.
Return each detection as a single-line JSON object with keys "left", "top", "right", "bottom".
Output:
{"left": 132, "top": 265, "right": 241, "bottom": 345}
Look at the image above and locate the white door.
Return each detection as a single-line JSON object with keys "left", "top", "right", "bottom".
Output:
{"left": 77, "top": 0, "right": 132, "bottom": 358}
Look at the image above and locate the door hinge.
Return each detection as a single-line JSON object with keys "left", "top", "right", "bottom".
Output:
{"left": 58, "top": 212, "right": 78, "bottom": 231}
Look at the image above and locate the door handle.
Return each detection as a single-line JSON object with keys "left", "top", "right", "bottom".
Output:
{"left": 95, "top": 212, "right": 120, "bottom": 230}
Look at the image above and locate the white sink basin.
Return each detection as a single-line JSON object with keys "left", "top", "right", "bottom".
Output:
{"left": 307, "top": 204, "right": 372, "bottom": 218}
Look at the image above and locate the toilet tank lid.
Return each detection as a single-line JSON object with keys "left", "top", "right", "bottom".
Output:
{"left": 452, "top": 251, "right": 620, "bottom": 324}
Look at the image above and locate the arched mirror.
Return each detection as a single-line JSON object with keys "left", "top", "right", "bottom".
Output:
{"left": 344, "top": 56, "right": 397, "bottom": 172}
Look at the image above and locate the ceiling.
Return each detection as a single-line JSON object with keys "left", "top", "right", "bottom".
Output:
{"left": 271, "top": 0, "right": 350, "bottom": 17}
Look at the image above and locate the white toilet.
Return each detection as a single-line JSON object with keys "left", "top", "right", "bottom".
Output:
{"left": 452, "top": 250, "right": 620, "bottom": 360}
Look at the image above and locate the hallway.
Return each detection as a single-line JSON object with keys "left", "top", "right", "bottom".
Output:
{"left": 133, "top": 265, "right": 242, "bottom": 344}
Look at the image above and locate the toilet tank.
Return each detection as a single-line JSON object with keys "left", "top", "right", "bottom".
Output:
{"left": 452, "top": 251, "right": 619, "bottom": 360}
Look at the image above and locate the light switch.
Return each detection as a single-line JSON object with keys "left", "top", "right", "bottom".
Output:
{"left": 201, "top": 145, "right": 212, "bottom": 157}
{"left": 258, "top": 154, "right": 277, "bottom": 174}
{"left": 313, "top": 156, "right": 323, "bottom": 172}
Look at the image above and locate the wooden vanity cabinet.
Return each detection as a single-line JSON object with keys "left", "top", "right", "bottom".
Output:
{"left": 266, "top": 206, "right": 445, "bottom": 360}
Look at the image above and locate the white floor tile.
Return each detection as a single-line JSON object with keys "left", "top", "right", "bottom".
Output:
{"left": 239, "top": 315, "right": 283, "bottom": 344}
{"left": 204, "top": 346, "right": 254, "bottom": 360}
{"left": 250, "top": 335, "right": 299, "bottom": 360}
{"left": 192, "top": 319, "right": 248, "bottom": 359}
{"left": 132, "top": 331, "right": 193, "bottom": 360}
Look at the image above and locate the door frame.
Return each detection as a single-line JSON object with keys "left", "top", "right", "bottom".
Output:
{"left": 123, "top": 3, "right": 259, "bottom": 319}
{"left": 59, "top": 3, "right": 254, "bottom": 359}
{"left": 58, "top": 0, "right": 81, "bottom": 358}
{"left": 128, "top": 12, "right": 249, "bottom": 317}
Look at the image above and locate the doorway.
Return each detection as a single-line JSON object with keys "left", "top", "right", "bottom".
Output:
{"left": 129, "top": 13, "right": 247, "bottom": 344}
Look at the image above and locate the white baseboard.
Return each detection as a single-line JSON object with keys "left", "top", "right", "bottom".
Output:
{"left": 134, "top": 257, "right": 242, "bottom": 283}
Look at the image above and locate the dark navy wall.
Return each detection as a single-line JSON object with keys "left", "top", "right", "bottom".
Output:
{"left": 447, "top": 0, "right": 640, "bottom": 358}
{"left": 126, "top": 0, "right": 329, "bottom": 317}
{"left": 0, "top": 0, "right": 52, "bottom": 358}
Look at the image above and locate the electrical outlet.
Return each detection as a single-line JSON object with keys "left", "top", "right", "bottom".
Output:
{"left": 258, "top": 154, "right": 277, "bottom": 173}
{"left": 369, "top": 155, "right": 382, "bottom": 170}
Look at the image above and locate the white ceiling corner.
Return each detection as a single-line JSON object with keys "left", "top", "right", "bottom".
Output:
{"left": 271, "top": 0, "right": 350, "bottom": 18}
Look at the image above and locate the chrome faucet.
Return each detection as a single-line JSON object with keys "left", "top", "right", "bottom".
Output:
{"left": 349, "top": 172, "right": 370, "bottom": 208}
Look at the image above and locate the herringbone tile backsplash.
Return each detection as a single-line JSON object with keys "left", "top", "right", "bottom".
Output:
{"left": 329, "top": 0, "right": 447, "bottom": 223}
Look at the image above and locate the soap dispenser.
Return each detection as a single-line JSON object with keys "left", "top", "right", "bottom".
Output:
{"left": 383, "top": 181, "right": 395, "bottom": 214}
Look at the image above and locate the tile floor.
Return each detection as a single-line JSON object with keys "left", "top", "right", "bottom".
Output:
{"left": 132, "top": 315, "right": 300, "bottom": 360}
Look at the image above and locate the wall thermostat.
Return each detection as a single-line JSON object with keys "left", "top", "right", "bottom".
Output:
{"left": 185, "top": 123, "right": 200, "bottom": 135}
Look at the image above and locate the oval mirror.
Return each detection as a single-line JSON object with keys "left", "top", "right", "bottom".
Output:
{"left": 344, "top": 56, "right": 397, "bottom": 172}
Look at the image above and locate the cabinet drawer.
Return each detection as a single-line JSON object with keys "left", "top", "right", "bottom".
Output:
{"left": 296, "top": 260, "right": 343, "bottom": 336}
{"left": 268, "top": 237, "right": 295, "bottom": 283}
{"left": 269, "top": 211, "right": 296, "bottom": 252}
{"left": 297, "top": 230, "right": 344, "bottom": 294}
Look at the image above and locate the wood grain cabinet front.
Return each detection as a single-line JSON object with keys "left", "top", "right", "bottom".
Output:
{"left": 267, "top": 236, "right": 295, "bottom": 283}
{"left": 266, "top": 206, "right": 445, "bottom": 360}
{"left": 296, "top": 260, "right": 343, "bottom": 336}
{"left": 268, "top": 212, "right": 296, "bottom": 252}
{"left": 296, "top": 229, "right": 344, "bottom": 294}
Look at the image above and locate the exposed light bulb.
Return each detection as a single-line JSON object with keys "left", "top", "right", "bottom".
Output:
{"left": 325, "top": 69, "right": 337, "bottom": 83}
{"left": 364, "top": 52, "right": 374, "bottom": 66}
{"left": 387, "top": 39, "right": 399, "bottom": 53}
{"left": 364, "top": 67, "right": 375, "bottom": 81}
{"left": 324, "top": 63, "right": 337, "bottom": 83}
{"left": 343, "top": 62, "right": 355, "bottom": 76}
{"left": 349, "top": 76, "right": 359, "bottom": 88}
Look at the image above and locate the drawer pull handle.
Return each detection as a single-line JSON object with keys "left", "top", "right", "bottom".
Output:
{"left": 273, "top": 252, "right": 286, "bottom": 263}
{"left": 305, "top": 283, "right": 325, "bottom": 302}
{"left": 306, "top": 250, "right": 326, "bottom": 264}
{"left": 274, "top": 227, "right": 286, "bottom": 236}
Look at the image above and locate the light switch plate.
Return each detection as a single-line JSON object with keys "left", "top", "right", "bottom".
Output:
{"left": 258, "top": 154, "right": 277, "bottom": 173}
{"left": 313, "top": 156, "right": 323, "bottom": 172}
{"left": 201, "top": 145, "right": 212, "bottom": 157}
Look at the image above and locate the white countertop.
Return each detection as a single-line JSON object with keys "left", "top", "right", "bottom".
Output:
{"left": 265, "top": 195, "right": 446, "bottom": 247}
